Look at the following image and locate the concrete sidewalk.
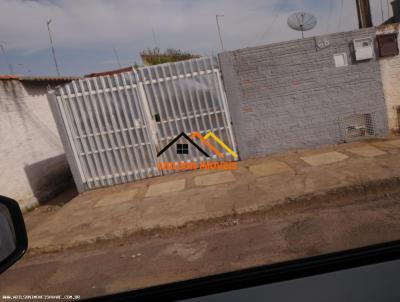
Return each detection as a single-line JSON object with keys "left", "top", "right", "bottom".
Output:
{"left": 26, "top": 138, "right": 400, "bottom": 254}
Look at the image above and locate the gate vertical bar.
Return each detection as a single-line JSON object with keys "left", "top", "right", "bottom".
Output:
{"left": 180, "top": 61, "right": 201, "bottom": 134}
{"left": 201, "top": 57, "right": 225, "bottom": 143}
{"left": 166, "top": 62, "right": 189, "bottom": 134}
{"left": 138, "top": 68, "right": 172, "bottom": 163}
{"left": 216, "top": 69, "right": 238, "bottom": 157}
{"left": 64, "top": 84, "right": 100, "bottom": 188}
{"left": 156, "top": 64, "right": 182, "bottom": 135}
{"left": 133, "top": 70, "right": 161, "bottom": 175}
{"left": 85, "top": 78, "right": 115, "bottom": 186}
{"left": 76, "top": 79, "right": 109, "bottom": 186}
{"left": 105, "top": 75, "right": 135, "bottom": 182}
{"left": 48, "top": 92, "right": 86, "bottom": 192}
{"left": 114, "top": 73, "right": 145, "bottom": 179}
{"left": 91, "top": 77, "right": 124, "bottom": 185}
{"left": 71, "top": 81, "right": 105, "bottom": 187}
{"left": 206, "top": 56, "right": 232, "bottom": 155}
{"left": 99, "top": 76, "right": 129, "bottom": 183}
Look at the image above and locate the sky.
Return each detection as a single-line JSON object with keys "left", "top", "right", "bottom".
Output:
{"left": 0, "top": 0, "right": 394, "bottom": 76}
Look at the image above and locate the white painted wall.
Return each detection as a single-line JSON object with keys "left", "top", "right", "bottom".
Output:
{"left": 377, "top": 23, "right": 400, "bottom": 134}
{"left": 0, "top": 79, "right": 72, "bottom": 211}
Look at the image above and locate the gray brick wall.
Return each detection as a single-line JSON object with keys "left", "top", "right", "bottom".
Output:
{"left": 219, "top": 27, "right": 389, "bottom": 159}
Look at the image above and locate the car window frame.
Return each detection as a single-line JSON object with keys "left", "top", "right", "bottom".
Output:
{"left": 0, "top": 195, "right": 28, "bottom": 274}
{"left": 82, "top": 239, "right": 400, "bottom": 302}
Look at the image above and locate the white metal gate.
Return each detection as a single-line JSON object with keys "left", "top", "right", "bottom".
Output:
{"left": 48, "top": 57, "right": 237, "bottom": 192}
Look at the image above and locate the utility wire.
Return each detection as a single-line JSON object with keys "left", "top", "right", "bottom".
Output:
{"left": 46, "top": 19, "right": 60, "bottom": 76}
{"left": 235, "top": 9, "right": 262, "bottom": 25}
{"left": 113, "top": 48, "right": 122, "bottom": 68}
{"left": 326, "top": 0, "right": 333, "bottom": 33}
{"left": 152, "top": 27, "right": 159, "bottom": 49}
{"left": 252, "top": 0, "right": 289, "bottom": 46}
{"left": 337, "top": 0, "right": 344, "bottom": 32}
{"left": 216, "top": 15, "right": 225, "bottom": 51}
{"left": 0, "top": 44, "right": 14, "bottom": 74}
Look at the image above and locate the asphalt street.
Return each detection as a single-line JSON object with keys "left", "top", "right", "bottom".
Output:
{"left": 2, "top": 187, "right": 400, "bottom": 299}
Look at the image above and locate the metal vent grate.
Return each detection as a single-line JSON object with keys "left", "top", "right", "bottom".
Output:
{"left": 340, "top": 113, "right": 376, "bottom": 142}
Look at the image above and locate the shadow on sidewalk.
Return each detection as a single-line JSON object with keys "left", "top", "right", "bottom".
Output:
{"left": 24, "top": 154, "right": 78, "bottom": 206}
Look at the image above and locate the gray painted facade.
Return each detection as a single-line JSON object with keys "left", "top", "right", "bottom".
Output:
{"left": 219, "top": 27, "right": 389, "bottom": 159}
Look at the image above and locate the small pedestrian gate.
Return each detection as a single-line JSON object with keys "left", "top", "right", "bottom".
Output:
{"left": 48, "top": 57, "right": 238, "bottom": 192}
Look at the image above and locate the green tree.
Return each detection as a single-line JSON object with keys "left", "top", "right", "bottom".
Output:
{"left": 140, "top": 48, "right": 200, "bottom": 66}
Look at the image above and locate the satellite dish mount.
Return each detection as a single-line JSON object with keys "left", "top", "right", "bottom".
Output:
{"left": 287, "top": 12, "right": 317, "bottom": 39}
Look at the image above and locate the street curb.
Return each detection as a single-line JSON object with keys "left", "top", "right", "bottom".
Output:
{"left": 26, "top": 176, "right": 400, "bottom": 257}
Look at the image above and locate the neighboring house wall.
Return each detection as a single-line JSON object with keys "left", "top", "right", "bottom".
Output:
{"left": 219, "top": 27, "right": 389, "bottom": 159}
{"left": 392, "top": 0, "right": 400, "bottom": 23}
{"left": 376, "top": 23, "right": 400, "bottom": 134}
{"left": 0, "top": 79, "right": 72, "bottom": 211}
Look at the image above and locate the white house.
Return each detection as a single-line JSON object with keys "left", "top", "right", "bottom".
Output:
{"left": 0, "top": 75, "right": 78, "bottom": 211}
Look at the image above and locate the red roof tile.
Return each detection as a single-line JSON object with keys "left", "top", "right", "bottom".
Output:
{"left": 0, "top": 75, "right": 79, "bottom": 81}
{"left": 84, "top": 66, "right": 133, "bottom": 78}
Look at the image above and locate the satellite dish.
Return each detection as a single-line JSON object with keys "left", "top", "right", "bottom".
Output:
{"left": 287, "top": 12, "right": 317, "bottom": 39}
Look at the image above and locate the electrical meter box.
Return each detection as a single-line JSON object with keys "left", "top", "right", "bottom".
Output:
{"left": 353, "top": 38, "right": 374, "bottom": 61}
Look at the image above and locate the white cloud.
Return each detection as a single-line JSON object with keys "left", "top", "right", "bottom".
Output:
{"left": 0, "top": 0, "right": 357, "bottom": 51}
{"left": 0, "top": 0, "right": 390, "bottom": 75}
